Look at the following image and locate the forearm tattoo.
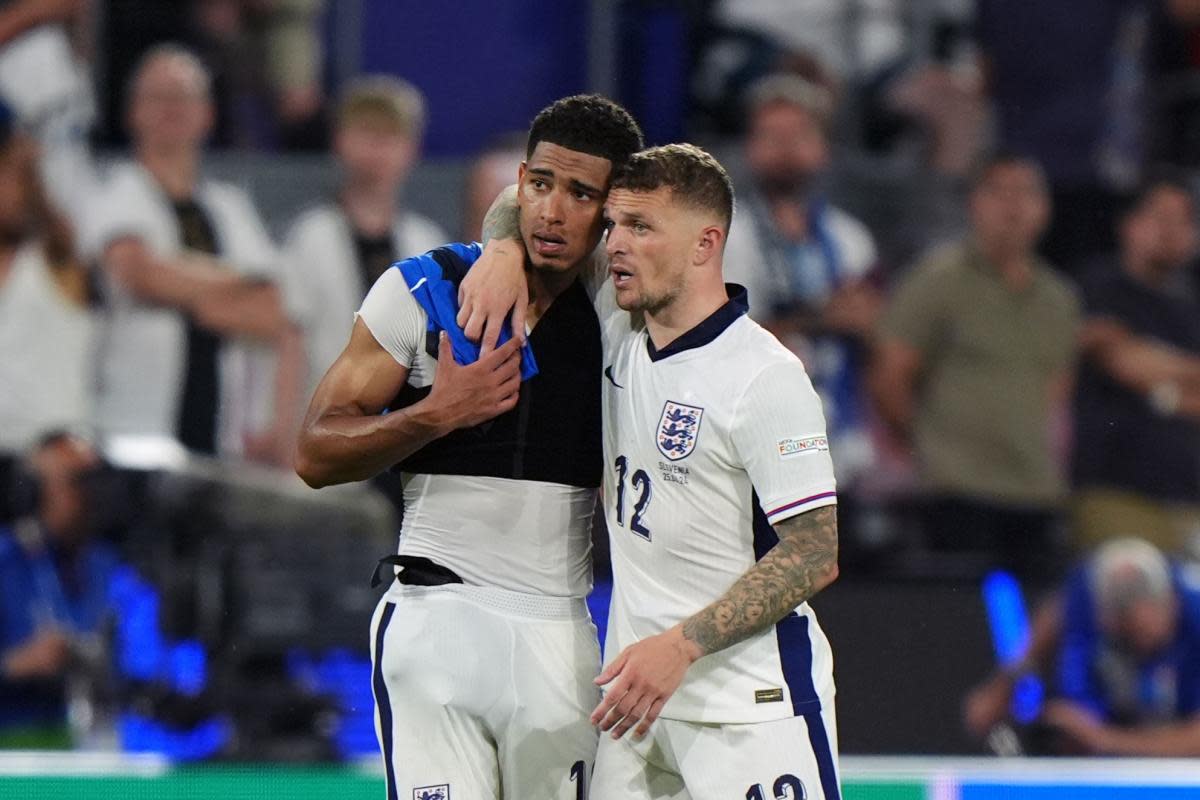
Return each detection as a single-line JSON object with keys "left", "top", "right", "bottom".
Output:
{"left": 481, "top": 184, "right": 522, "bottom": 242}
{"left": 682, "top": 505, "right": 838, "bottom": 656}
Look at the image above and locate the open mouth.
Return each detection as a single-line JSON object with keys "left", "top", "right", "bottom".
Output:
{"left": 532, "top": 233, "right": 567, "bottom": 256}
{"left": 610, "top": 264, "right": 634, "bottom": 288}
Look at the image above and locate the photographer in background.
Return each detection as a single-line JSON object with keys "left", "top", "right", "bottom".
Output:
{"left": 0, "top": 431, "right": 120, "bottom": 749}
{"left": 965, "top": 538, "right": 1200, "bottom": 756}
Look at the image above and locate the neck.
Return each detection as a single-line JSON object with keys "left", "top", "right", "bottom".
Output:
{"left": 645, "top": 276, "right": 728, "bottom": 351}
{"left": 139, "top": 146, "right": 200, "bottom": 201}
{"left": 526, "top": 265, "right": 576, "bottom": 327}
{"left": 979, "top": 239, "right": 1035, "bottom": 290}
{"left": 341, "top": 181, "right": 398, "bottom": 237}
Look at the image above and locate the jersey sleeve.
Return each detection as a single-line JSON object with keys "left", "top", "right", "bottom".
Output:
{"left": 731, "top": 360, "right": 837, "bottom": 525}
{"left": 355, "top": 267, "right": 428, "bottom": 368}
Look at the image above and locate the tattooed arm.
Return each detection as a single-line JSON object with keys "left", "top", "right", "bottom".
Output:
{"left": 682, "top": 505, "right": 839, "bottom": 655}
{"left": 591, "top": 505, "right": 839, "bottom": 740}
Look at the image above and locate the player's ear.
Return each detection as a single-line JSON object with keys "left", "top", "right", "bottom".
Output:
{"left": 693, "top": 224, "right": 725, "bottom": 266}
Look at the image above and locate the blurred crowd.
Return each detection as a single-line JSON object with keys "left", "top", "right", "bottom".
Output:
{"left": 4, "top": 0, "right": 1200, "bottom": 759}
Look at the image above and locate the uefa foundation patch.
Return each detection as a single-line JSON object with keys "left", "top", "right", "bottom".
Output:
{"left": 777, "top": 435, "right": 829, "bottom": 460}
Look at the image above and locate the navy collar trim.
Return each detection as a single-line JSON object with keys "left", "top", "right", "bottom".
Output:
{"left": 646, "top": 284, "right": 749, "bottom": 362}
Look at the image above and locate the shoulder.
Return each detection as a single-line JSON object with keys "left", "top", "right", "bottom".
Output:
{"left": 397, "top": 212, "right": 451, "bottom": 256}
{"left": 199, "top": 179, "right": 264, "bottom": 218}
{"left": 726, "top": 318, "right": 813, "bottom": 400}
{"left": 283, "top": 203, "right": 344, "bottom": 245}
{"left": 1033, "top": 262, "right": 1082, "bottom": 312}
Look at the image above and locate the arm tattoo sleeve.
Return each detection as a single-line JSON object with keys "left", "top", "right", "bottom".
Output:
{"left": 681, "top": 505, "right": 838, "bottom": 656}
{"left": 481, "top": 184, "right": 521, "bottom": 243}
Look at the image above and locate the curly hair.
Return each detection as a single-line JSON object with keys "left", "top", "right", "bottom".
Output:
{"left": 611, "top": 143, "right": 734, "bottom": 231}
{"left": 526, "top": 94, "right": 644, "bottom": 168}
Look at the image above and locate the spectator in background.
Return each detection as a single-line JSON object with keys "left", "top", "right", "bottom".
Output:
{"left": 281, "top": 76, "right": 447, "bottom": 404}
{"left": 1072, "top": 178, "right": 1200, "bottom": 556}
{"left": 0, "top": 107, "right": 95, "bottom": 465}
{"left": 461, "top": 131, "right": 526, "bottom": 242}
{"left": 0, "top": 432, "right": 121, "bottom": 749}
{"left": 964, "top": 538, "right": 1200, "bottom": 756}
{"left": 974, "top": 0, "right": 1154, "bottom": 268}
{"left": 871, "top": 154, "right": 1081, "bottom": 583}
{"left": 723, "top": 73, "right": 882, "bottom": 486}
{"left": 0, "top": 0, "right": 97, "bottom": 224}
{"left": 82, "top": 44, "right": 300, "bottom": 465}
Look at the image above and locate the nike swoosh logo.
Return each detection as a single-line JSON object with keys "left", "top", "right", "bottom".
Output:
{"left": 604, "top": 365, "right": 624, "bottom": 389}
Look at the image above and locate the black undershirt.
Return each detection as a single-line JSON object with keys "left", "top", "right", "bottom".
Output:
{"left": 172, "top": 199, "right": 222, "bottom": 455}
{"left": 352, "top": 230, "right": 396, "bottom": 297}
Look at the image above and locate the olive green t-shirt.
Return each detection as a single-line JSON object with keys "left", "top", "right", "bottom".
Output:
{"left": 881, "top": 240, "right": 1081, "bottom": 506}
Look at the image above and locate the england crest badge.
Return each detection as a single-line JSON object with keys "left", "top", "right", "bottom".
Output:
{"left": 657, "top": 401, "right": 703, "bottom": 461}
{"left": 414, "top": 786, "right": 449, "bottom": 800}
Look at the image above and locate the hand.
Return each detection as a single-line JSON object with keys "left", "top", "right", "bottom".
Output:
{"left": 425, "top": 331, "right": 522, "bottom": 431}
{"left": 3, "top": 630, "right": 72, "bottom": 680}
{"left": 457, "top": 240, "right": 529, "bottom": 354}
{"left": 1042, "top": 699, "right": 1112, "bottom": 754}
{"left": 590, "top": 625, "right": 703, "bottom": 740}
{"left": 963, "top": 671, "right": 1016, "bottom": 739}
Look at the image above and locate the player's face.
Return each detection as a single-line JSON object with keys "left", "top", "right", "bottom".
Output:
{"left": 129, "top": 55, "right": 214, "bottom": 153}
{"left": 517, "top": 142, "right": 612, "bottom": 274}
{"left": 604, "top": 187, "right": 697, "bottom": 314}
{"left": 334, "top": 118, "right": 417, "bottom": 190}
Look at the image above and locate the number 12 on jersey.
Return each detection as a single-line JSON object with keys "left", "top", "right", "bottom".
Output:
{"left": 613, "top": 455, "right": 652, "bottom": 540}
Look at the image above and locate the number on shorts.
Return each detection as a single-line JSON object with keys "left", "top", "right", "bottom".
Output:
{"left": 746, "top": 774, "right": 806, "bottom": 800}
{"left": 613, "top": 455, "right": 652, "bottom": 540}
{"left": 570, "top": 760, "right": 588, "bottom": 800}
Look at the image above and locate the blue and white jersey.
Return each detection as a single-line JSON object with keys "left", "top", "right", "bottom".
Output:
{"left": 597, "top": 280, "right": 838, "bottom": 723}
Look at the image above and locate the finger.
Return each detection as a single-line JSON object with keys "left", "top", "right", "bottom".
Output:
{"left": 462, "top": 308, "right": 485, "bottom": 343}
{"left": 599, "top": 691, "right": 639, "bottom": 733}
{"left": 632, "top": 699, "right": 664, "bottom": 740}
{"left": 513, "top": 291, "right": 529, "bottom": 344}
{"left": 480, "top": 315, "right": 504, "bottom": 357}
{"left": 436, "top": 331, "right": 455, "bottom": 368}
{"left": 495, "top": 390, "right": 520, "bottom": 414}
{"left": 496, "top": 372, "right": 521, "bottom": 399}
{"left": 482, "top": 335, "right": 522, "bottom": 367}
{"left": 594, "top": 651, "right": 628, "bottom": 687}
{"left": 611, "top": 695, "right": 653, "bottom": 740}
{"left": 456, "top": 295, "right": 473, "bottom": 329}
{"left": 589, "top": 677, "right": 628, "bottom": 724}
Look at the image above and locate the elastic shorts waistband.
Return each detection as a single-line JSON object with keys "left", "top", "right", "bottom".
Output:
{"left": 384, "top": 582, "right": 590, "bottom": 621}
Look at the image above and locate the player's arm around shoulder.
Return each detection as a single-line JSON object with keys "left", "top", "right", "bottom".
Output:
{"left": 295, "top": 307, "right": 524, "bottom": 489}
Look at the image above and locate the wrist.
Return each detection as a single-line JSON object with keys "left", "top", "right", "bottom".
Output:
{"left": 403, "top": 397, "right": 455, "bottom": 438}
{"left": 673, "top": 624, "right": 706, "bottom": 663}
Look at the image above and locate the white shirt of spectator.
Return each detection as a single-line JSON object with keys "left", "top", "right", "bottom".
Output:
{"left": 355, "top": 267, "right": 596, "bottom": 598}
{"left": 80, "top": 161, "right": 279, "bottom": 457}
{"left": 0, "top": 243, "right": 95, "bottom": 452}
{"left": 595, "top": 279, "right": 838, "bottom": 723}
{"left": 279, "top": 202, "right": 447, "bottom": 399}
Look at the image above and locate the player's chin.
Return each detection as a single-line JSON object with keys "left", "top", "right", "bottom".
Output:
{"left": 529, "top": 252, "right": 578, "bottom": 273}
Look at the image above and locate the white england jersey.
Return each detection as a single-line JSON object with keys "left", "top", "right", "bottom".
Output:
{"left": 598, "top": 281, "right": 838, "bottom": 723}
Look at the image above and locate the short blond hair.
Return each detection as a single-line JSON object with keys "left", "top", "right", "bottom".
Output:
{"left": 336, "top": 75, "right": 427, "bottom": 138}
